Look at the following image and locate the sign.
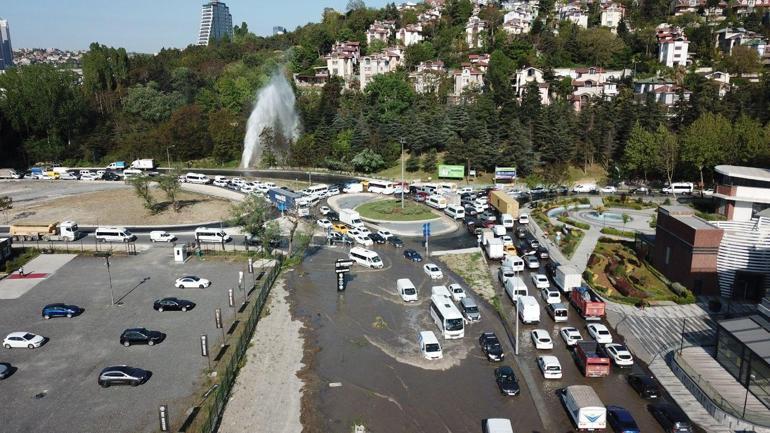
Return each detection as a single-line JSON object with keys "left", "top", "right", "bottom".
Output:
{"left": 494, "top": 166, "right": 517, "bottom": 180}
{"left": 335, "top": 259, "right": 354, "bottom": 274}
{"left": 158, "top": 405, "right": 169, "bottom": 432}
{"left": 422, "top": 223, "right": 431, "bottom": 239}
{"left": 438, "top": 164, "right": 465, "bottom": 179}
{"left": 200, "top": 334, "right": 208, "bottom": 357}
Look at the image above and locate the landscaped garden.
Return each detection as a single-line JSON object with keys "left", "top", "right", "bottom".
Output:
{"left": 602, "top": 195, "right": 657, "bottom": 210}
{"left": 356, "top": 199, "right": 437, "bottom": 221}
{"left": 532, "top": 206, "right": 585, "bottom": 258}
{"left": 584, "top": 238, "right": 695, "bottom": 305}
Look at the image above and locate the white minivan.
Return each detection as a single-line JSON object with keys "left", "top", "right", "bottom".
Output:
{"left": 502, "top": 255, "right": 525, "bottom": 272}
{"left": 194, "top": 227, "right": 232, "bottom": 243}
{"left": 662, "top": 182, "right": 694, "bottom": 195}
{"left": 397, "top": 278, "right": 418, "bottom": 302}
{"left": 444, "top": 204, "right": 465, "bottom": 220}
{"left": 94, "top": 227, "right": 136, "bottom": 243}
{"left": 418, "top": 331, "right": 443, "bottom": 360}
{"left": 185, "top": 173, "right": 211, "bottom": 184}
{"left": 426, "top": 194, "right": 448, "bottom": 210}
{"left": 500, "top": 213, "right": 514, "bottom": 229}
{"left": 349, "top": 247, "right": 383, "bottom": 269}
{"left": 517, "top": 295, "right": 540, "bottom": 324}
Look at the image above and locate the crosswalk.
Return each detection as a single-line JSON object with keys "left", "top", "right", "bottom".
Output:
{"left": 621, "top": 314, "right": 716, "bottom": 359}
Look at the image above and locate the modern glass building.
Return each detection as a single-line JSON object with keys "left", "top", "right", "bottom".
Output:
{"left": 197, "top": 1, "right": 233, "bottom": 46}
{"left": 0, "top": 18, "right": 13, "bottom": 70}
{"left": 715, "top": 302, "right": 770, "bottom": 411}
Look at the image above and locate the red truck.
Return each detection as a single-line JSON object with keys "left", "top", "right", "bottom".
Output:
{"left": 575, "top": 341, "right": 611, "bottom": 377}
{"left": 570, "top": 286, "right": 605, "bottom": 320}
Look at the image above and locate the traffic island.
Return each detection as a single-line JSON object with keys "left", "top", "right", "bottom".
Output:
{"left": 356, "top": 199, "right": 437, "bottom": 222}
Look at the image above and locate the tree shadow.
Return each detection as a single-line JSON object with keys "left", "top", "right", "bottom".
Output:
{"left": 152, "top": 198, "right": 204, "bottom": 213}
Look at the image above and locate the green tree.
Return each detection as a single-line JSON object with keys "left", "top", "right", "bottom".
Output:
{"left": 657, "top": 125, "right": 679, "bottom": 195}
{"left": 157, "top": 174, "right": 182, "bottom": 212}
{"left": 0, "top": 196, "right": 12, "bottom": 224}
{"left": 723, "top": 46, "right": 761, "bottom": 76}
{"left": 731, "top": 114, "right": 765, "bottom": 164}
{"left": 406, "top": 153, "right": 421, "bottom": 172}
{"left": 681, "top": 112, "right": 731, "bottom": 189}
{"left": 422, "top": 148, "right": 438, "bottom": 172}
{"left": 122, "top": 83, "right": 185, "bottom": 122}
{"left": 576, "top": 28, "right": 626, "bottom": 67}
{"left": 364, "top": 72, "right": 416, "bottom": 123}
{"left": 229, "top": 194, "right": 273, "bottom": 238}
{"left": 351, "top": 148, "right": 386, "bottom": 173}
{"left": 129, "top": 176, "right": 156, "bottom": 213}
{"left": 623, "top": 122, "right": 659, "bottom": 182}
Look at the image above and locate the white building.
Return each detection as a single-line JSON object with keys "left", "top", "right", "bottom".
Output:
{"left": 657, "top": 25, "right": 689, "bottom": 68}
{"left": 453, "top": 64, "right": 485, "bottom": 99}
{"left": 633, "top": 77, "right": 691, "bottom": 107}
{"left": 466, "top": 16, "right": 488, "bottom": 49}
{"left": 559, "top": 4, "right": 588, "bottom": 29}
{"left": 715, "top": 28, "right": 767, "bottom": 59}
{"left": 503, "top": 8, "right": 534, "bottom": 34}
{"left": 197, "top": 0, "right": 233, "bottom": 46}
{"left": 410, "top": 60, "right": 446, "bottom": 93}
{"left": 703, "top": 71, "right": 731, "bottom": 97}
{"left": 396, "top": 24, "right": 424, "bottom": 47}
{"left": 557, "top": 67, "right": 621, "bottom": 111}
{"left": 366, "top": 20, "right": 396, "bottom": 45}
{"left": 359, "top": 48, "right": 404, "bottom": 91}
{"left": 600, "top": 3, "right": 625, "bottom": 33}
{"left": 325, "top": 41, "right": 361, "bottom": 84}
{"left": 513, "top": 66, "right": 550, "bottom": 104}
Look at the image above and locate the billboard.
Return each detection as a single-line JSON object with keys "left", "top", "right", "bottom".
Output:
{"left": 438, "top": 164, "right": 465, "bottom": 179}
{"left": 494, "top": 166, "right": 517, "bottom": 180}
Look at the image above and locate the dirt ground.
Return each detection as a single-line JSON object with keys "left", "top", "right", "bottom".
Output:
{"left": 6, "top": 187, "right": 230, "bottom": 225}
{"left": 440, "top": 252, "right": 496, "bottom": 301}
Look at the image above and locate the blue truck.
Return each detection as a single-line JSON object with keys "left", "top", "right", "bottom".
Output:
{"left": 267, "top": 188, "right": 310, "bottom": 216}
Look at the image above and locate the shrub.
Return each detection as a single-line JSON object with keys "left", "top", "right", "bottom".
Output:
{"left": 615, "top": 276, "right": 648, "bottom": 298}
{"left": 669, "top": 282, "right": 688, "bottom": 297}
{"left": 600, "top": 227, "right": 635, "bottom": 238}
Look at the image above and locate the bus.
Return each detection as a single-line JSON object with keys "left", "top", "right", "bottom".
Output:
{"left": 430, "top": 294, "right": 465, "bottom": 339}
{"left": 367, "top": 179, "right": 397, "bottom": 195}
{"left": 306, "top": 183, "right": 329, "bottom": 198}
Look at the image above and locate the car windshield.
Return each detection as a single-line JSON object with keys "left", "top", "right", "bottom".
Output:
{"left": 23, "top": 333, "right": 36, "bottom": 340}
{"left": 404, "top": 288, "right": 416, "bottom": 295}
{"left": 465, "top": 306, "right": 479, "bottom": 313}
{"left": 425, "top": 343, "right": 440, "bottom": 352}
{"left": 370, "top": 256, "right": 381, "bottom": 264}
{"left": 446, "top": 318, "right": 464, "bottom": 331}
{"left": 539, "top": 338, "right": 550, "bottom": 343}
{"left": 546, "top": 366, "right": 561, "bottom": 371}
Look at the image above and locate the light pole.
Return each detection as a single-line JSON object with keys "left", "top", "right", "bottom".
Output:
{"left": 742, "top": 373, "right": 756, "bottom": 419}
{"left": 95, "top": 251, "right": 115, "bottom": 306}
{"left": 166, "top": 145, "right": 175, "bottom": 169}
{"left": 400, "top": 137, "right": 405, "bottom": 209}
{"left": 515, "top": 299, "right": 519, "bottom": 355}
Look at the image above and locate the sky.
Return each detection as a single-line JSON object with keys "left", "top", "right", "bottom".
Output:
{"left": 1, "top": 0, "right": 389, "bottom": 53}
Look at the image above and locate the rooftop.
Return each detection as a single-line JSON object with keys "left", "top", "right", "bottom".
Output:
{"left": 719, "top": 315, "right": 770, "bottom": 363}
{"left": 715, "top": 165, "right": 770, "bottom": 182}
{"left": 660, "top": 206, "right": 719, "bottom": 230}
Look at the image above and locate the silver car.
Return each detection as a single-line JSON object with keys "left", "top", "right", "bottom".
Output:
{"left": 460, "top": 297, "right": 481, "bottom": 322}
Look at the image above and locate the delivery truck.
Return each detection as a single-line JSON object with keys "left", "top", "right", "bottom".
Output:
{"left": 10, "top": 221, "right": 81, "bottom": 241}
{"left": 339, "top": 209, "right": 365, "bottom": 229}
{"left": 0, "top": 168, "right": 22, "bottom": 179}
{"left": 106, "top": 161, "right": 127, "bottom": 170}
{"left": 554, "top": 265, "right": 582, "bottom": 293}
{"left": 570, "top": 286, "right": 606, "bottom": 320}
{"left": 488, "top": 190, "right": 519, "bottom": 217}
{"left": 575, "top": 341, "right": 611, "bottom": 377}
{"left": 130, "top": 159, "right": 155, "bottom": 169}
{"left": 267, "top": 188, "right": 310, "bottom": 217}
{"left": 517, "top": 295, "right": 540, "bottom": 324}
{"left": 484, "top": 238, "right": 504, "bottom": 260}
{"left": 560, "top": 385, "right": 607, "bottom": 431}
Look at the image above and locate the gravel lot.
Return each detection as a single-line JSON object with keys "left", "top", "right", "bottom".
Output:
{"left": 0, "top": 248, "right": 251, "bottom": 433}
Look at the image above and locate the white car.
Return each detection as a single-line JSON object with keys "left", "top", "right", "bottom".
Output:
{"left": 316, "top": 219, "right": 332, "bottom": 229}
{"left": 231, "top": 178, "right": 245, "bottom": 186}
{"left": 702, "top": 188, "right": 714, "bottom": 197}
{"left": 448, "top": 283, "right": 466, "bottom": 302}
{"left": 587, "top": 323, "right": 613, "bottom": 344}
{"left": 604, "top": 343, "right": 634, "bottom": 367}
{"left": 213, "top": 179, "right": 229, "bottom": 187}
{"left": 150, "top": 231, "right": 176, "bottom": 242}
{"left": 327, "top": 188, "right": 340, "bottom": 196}
{"left": 501, "top": 235, "right": 513, "bottom": 246}
{"left": 60, "top": 172, "right": 79, "bottom": 180}
{"left": 540, "top": 287, "right": 561, "bottom": 304}
{"left": 175, "top": 276, "right": 211, "bottom": 289}
{"left": 532, "top": 273, "right": 550, "bottom": 289}
{"left": 600, "top": 185, "right": 617, "bottom": 194}
{"left": 537, "top": 355, "right": 562, "bottom": 379}
{"left": 423, "top": 263, "right": 443, "bottom": 280}
{"left": 357, "top": 227, "right": 371, "bottom": 236}
{"left": 531, "top": 329, "right": 553, "bottom": 350}
{"left": 525, "top": 255, "right": 540, "bottom": 269}
{"left": 3, "top": 332, "right": 46, "bottom": 349}
{"left": 559, "top": 327, "right": 583, "bottom": 347}
{"left": 353, "top": 234, "right": 373, "bottom": 246}
{"left": 518, "top": 214, "right": 529, "bottom": 225}
{"left": 240, "top": 185, "right": 257, "bottom": 193}
{"left": 377, "top": 230, "right": 393, "bottom": 240}
{"left": 319, "top": 206, "right": 331, "bottom": 215}
{"left": 80, "top": 173, "right": 98, "bottom": 181}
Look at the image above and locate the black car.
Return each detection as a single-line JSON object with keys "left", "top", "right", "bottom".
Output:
{"left": 515, "top": 227, "right": 527, "bottom": 239}
{"left": 479, "top": 332, "right": 504, "bottom": 361}
{"left": 544, "top": 261, "right": 557, "bottom": 278}
{"left": 388, "top": 236, "right": 404, "bottom": 248}
{"left": 328, "top": 232, "right": 353, "bottom": 246}
{"left": 327, "top": 210, "right": 339, "bottom": 221}
{"left": 368, "top": 233, "right": 386, "bottom": 244}
{"left": 607, "top": 405, "right": 640, "bottom": 433}
{"left": 463, "top": 205, "right": 478, "bottom": 216}
{"left": 120, "top": 328, "right": 165, "bottom": 347}
{"left": 494, "top": 366, "right": 520, "bottom": 396}
{"left": 404, "top": 249, "right": 423, "bottom": 262}
{"left": 0, "top": 362, "right": 11, "bottom": 379}
{"left": 102, "top": 171, "right": 121, "bottom": 181}
{"left": 536, "top": 246, "right": 550, "bottom": 260}
{"left": 628, "top": 374, "right": 661, "bottom": 399}
{"left": 648, "top": 404, "right": 693, "bottom": 433}
{"left": 98, "top": 365, "right": 150, "bottom": 387}
{"left": 528, "top": 238, "right": 540, "bottom": 249}
{"left": 153, "top": 297, "right": 195, "bottom": 312}
{"left": 479, "top": 211, "right": 497, "bottom": 223}
{"left": 517, "top": 241, "right": 536, "bottom": 256}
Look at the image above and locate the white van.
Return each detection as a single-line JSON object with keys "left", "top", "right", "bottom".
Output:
{"left": 502, "top": 255, "right": 525, "bottom": 272}
{"left": 572, "top": 184, "right": 597, "bottom": 193}
{"left": 547, "top": 303, "right": 569, "bottom": 322}
{"left": 349, "top": 247, "right": 383, "bottom": 269}
{"left": 492, "top": 225, "right": 506, "bottom": 237}
{"left": 426, "top": 194, "right": 448, "bottom": 210}
{"left": 397, "top": 278, "right": 418, "bottom": 302}
{"left": 504, "top": 276, "right": 528, "bottom": 302}
{"left": 500, "top": 213, "right": 514, "bottom": 229}
{"left": 194, "top": 227, "right": 232, "bottom": 243}
{"left": 482, "top": 419, "right": 513, "bottom": 433}
{"left": 444, "top": 204, "right": 465, "bottom": 220}
{"left": 94, "top": 227, "right": 136, "bottom": 243}
{"left": 185, "top": 173, "right": 211, "bottom": 184}
{"left": 418, "top": 331, "right": 442, "bottom": 360}
{"left": 517, "top": 295, "right": 540, "bottom": 324}
{"left": 662, "top": 182, "right": 694, "bottom": 195}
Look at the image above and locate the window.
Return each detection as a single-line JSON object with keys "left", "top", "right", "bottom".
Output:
{"left": 665, "top": 246, "right": 671, "bottom": 265}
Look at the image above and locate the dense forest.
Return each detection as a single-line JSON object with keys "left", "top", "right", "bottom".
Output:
{"left": 1, "top": 0, "right": 770, "bottom": 185}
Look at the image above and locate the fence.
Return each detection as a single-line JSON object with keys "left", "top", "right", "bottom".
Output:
{"left": 184, "top": 254, "right": 284, "bottom": 433}
{"left": 10, "top": 237, "right": 138, "bottom": 255}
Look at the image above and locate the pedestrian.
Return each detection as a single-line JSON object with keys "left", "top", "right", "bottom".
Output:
{"left": 18, "top": 267, "right": 24, "bottom": 277}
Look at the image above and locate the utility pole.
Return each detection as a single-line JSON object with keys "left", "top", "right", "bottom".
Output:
{"left": 400, "top": 137, "right": 405, "bottom": 209}
{"left": 515, "top": 299, "right": 519, "bottom": 355}
{"left": 166, "top": 145, "right": 175, "bottom": 169}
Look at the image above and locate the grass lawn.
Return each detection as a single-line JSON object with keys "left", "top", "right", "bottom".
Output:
{"left": 2, "top": 248, "right": 40, "bottom": 274}
{"left": 356, "top": 199, "right": 438, "bottom": 221}
{"left": 567, "top": 164, "right": 607, "bottom": 184}
{"left": 532, "top": 208, "right": 584, "bottom": 259}
{"left": 441, "top": 252, "right": 495, "bottom": 301}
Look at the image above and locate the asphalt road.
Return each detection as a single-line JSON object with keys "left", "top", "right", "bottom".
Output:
{"left": 0, "top": 247, "right": 256, "bottom": 433}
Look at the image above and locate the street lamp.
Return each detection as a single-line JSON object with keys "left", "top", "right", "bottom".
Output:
{"left": 95, "top": 251, "right": 115, "bottom": 306}
{"left": 166, "top": 145, "right": 175, "bottom": 169}
{"left": 742, "top": 373, "right": 756, "bottom": 419}
{"left": 400, "top": 137, "right": 405, "bottom": 209}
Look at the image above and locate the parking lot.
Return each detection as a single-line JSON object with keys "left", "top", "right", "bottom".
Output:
{"left": 293, "top": 218, "right": 676, "bottom": 432}
{"left": 0, "top": 247, "right": 253, "bottom": 433}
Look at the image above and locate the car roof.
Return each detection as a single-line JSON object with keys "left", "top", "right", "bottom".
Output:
{"left": 532, "top": 329, "right": 549, "bottom": 337}
{"left": 6, "top": 331, "right": 33, "bottom": 338}
{"left": 539, "top": 355, "right": 559, "bottom": 363}
{"left": 497, "top": 365, "right": 514, "bottom": 374}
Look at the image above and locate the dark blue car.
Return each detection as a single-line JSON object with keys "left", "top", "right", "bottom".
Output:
{"left": 42, "top": 303, "right": 83, "bottom": 319}
{"left": 404, "top": 249, "right": 423, "bottom": 262}
{"left": 607, "top": 405, "right": 640, "bottom": 433}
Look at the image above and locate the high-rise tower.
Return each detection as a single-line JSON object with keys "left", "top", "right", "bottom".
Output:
{"left": 197, "top": 1, "right": 233, "bottom": 46}
{"left": 0, "top": 18, "right": 13, "bottom": 70}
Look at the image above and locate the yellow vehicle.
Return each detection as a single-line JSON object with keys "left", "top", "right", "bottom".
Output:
{"left": 503, "top": 245, "right": 517, "bottom": 256}
{"left": 332, "top": 223, "right": 349, "bottom": 234}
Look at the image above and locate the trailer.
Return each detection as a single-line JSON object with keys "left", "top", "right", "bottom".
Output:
{"left": 10, "top": 221, "right": 81, "bottom": 242}
{"left": 570, "top": 286, "right": 606, "bottom": 320}
{"left": 554, "top": 265, "right": 582, "bottom": 293}
{"left": 267, "top": 188, "right": 309, "bottom": 216}
{"left": 560, "top": 385, "right": 606, "bottom": 431}
{"left": 575, "top": 341, "right": 611, "bottom": 377}
{"left": 130, "top": 159, "right": 155, "bottom": 169}
{"left": 488, "top": 190, "right": 519, "bottom": 217}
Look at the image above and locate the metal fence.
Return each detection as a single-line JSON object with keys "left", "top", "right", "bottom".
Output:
{"left": 191, "top": 254, "right": 283, "bottom": 433}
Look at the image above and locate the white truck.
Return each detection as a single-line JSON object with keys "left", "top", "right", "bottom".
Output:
{"left": 0, "top": 168, "right": 22, "bottom": 179}
{"left": 517, "top": 295, "right": 540, "bottom": 324}
{"left": 130, "top": 159, "right": 155, "bottom": 169}
{"left": 484, "top": 238, "right": 504, "bottom": 260}
{"left": 504, "top": 276, "right": 528, "bottom": 302}
{"left": 560, "top": 385, "right": 606, "bottom": 431}
{"left": 554, "top": 265, "right": 582, "bottom": 293}
{"left": 340, "top": 209, "right": 365, "bottom": 229}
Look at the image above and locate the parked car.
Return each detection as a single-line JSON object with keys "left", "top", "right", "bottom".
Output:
{"left": 423, "top": 263, "right": 443, "bottom": 279}
{"left": 3, "top": 332, "right": 45, "bottom": 349}
{"left": 368, "top": 233, "right": 386, "bottom": 244}
{"left": 150, "top": 231, "right": 176, "bottom": 243}
{"left": 532, "top": 273, "right": 550, "bottom": 289}
{"left": 479, "top": 332, "right": 504, "bottom": 362}
{"left": 524, "top": 255, "right": 540, "bottom": 269}
{"left": 587, "top": 323, "right": 613, "bottom": 344}
{"left": 327, "top": 210, "right": 339, "bottom": 221}
{"left": 387, "top": 236, "right": 404, "bottom": 248}
{"left": 518, "top": 214, "right": 529, "bottom": 225}
{"left": 600, "top": 185, "right": 618, "bottom": 194}
{"left": 531, "top": 329, "right": 553, "bottom": 350}
{"left": 41, "top": 303, "right": 82, "bottom": 319}
{"left": 153, "top": 297, "right": 195, "bottom": 312}
{"left": 0, "top": 362, "right": 11, "bottom": 379}
{"left": 175, "top": 276, "right": 211, "bottom": 289}
{"left": 540, "top": 287, "right": 561, "bottom": 305}
{"left": 327, "top": 232, "right": 353, "bottom": 246}
{"left": 120, "top": 328, "right": 165, "bottom": 347}
{"left": 628, "top": 374, "right": 661, "bottom": 399}
{"left": 60, "top": 172, "right": 79, "bottom": 180}
{"left": 332, "top": 223, "right": 348, "bottom": 234}
{"left": 448, "top": 283, "right": 466, "bottom": 302}
{"left": 537, "top": 355, "right": 562, "bottom": 379}
{"left": 501, "top": 235, "right": 514, "bottom": 246}
{"left": 404, "top": 249, "right": 422, "bottom": 262}
{"left": 607, "top": 405, "right": 640, "bottom": 433}
{"left": 80, "top": 173, "right": 98, "bottom": 181}
{"left": 559, "top": 327, "right": 583, "bottom": 347}
{"left": 353, "top": 233, "right": 373, "bottom": 246}
{"left": 102, "top": 171, "right": 121, "bottom": 181}
{"left": 604, "top": 343, "right": 634, "bottom": 367}
{"left": 648, "top": 404, "right": 693, "bottom": 433}
{"left": 213, "top": 179, "right": 229, "bottom": 187}
{"left": 494, "top": 366, "right": 520, "bottom": 396}
{"left": 98, "top": 365, "right": 150, "bottom": 387}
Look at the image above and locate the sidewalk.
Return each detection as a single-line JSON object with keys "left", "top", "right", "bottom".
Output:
{"left": 0, "top": 254, "right": 76, "bottom": 299}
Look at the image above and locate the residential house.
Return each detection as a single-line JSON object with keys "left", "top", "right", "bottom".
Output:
{"left": 396, "top": 24, "right": 424, "bottom": 47}
{"left": 559, "top": 3, "right": 588, "bottom": 29}
{"left": 465, "top": 16, "right": 488, "bottom": 49}
{"left": 293, "top": 68, "right": 330, "bottom": 88}
{"left": 325, "top": 41, "right": 360, "bottom": 84}
{"left": 410, "top": 60, "right": 446, "bottom": 93}
{"left": 633, "top": 76, "right": 691, "bottom": 107}
{"left": 502, "top": 7, "right": 534, "bottom": 34}
{"left": 657, "top": 24, "right": 690, "bottom": 68}
{"left": 669, "top": 0, "right": 726, "bottom": 17}
{"left": 366, "top": 20, "right": 396, "bottom": 45}
{"left": 715, "top": 27, "right": 767, "bottom": 59}
{"left": 554, "top": 67, "right": 622, "bottom": 110}
{"left": 397, "top": 2, "right": 418, "bottom": 11}
{"left": 703, "top": 71, "right": 731, "bottom": 98}
{"left": 425, "top": 0, "right": 447, "bottom": 8}
{"left": 513, "top": 66, "right": 550, "bottom": 104}
{"left": 419, "top": 8, "right": 442, "bottom": 25}
{"left": 452, "top": 64, "right": 485, "bottom": 101}
{"left": 600, "top": 2, "right": 625, "bottom": 33}
{"left": 359, "top": 47, "right": 404, "bottom": 91}
{"left": 730, "top": 0, "right": 770, "bottom": 15}
{"left": 468, "top": 53, "right": 490, "bottom": 72}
